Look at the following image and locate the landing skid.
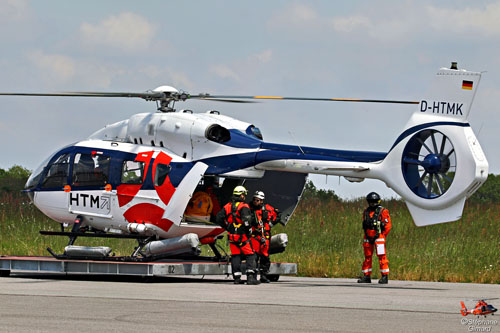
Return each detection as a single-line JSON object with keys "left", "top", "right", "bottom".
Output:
{"left": 39, "top": 230, "right": 228, "bottom": 263}
{"left": 40, "top": 230, "right": 151, "bottom": 240}
{"left": 45, "top": 247, "right": 223, "bottom": 263}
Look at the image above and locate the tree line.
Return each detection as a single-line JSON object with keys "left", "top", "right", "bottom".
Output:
{"left": 0, "top": 165, "right": 31, "bottom": 197}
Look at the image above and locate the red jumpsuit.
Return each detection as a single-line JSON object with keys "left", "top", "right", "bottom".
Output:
{"left": 216, "top": 200, "right": 256, "bottom": 280}
{"left": 361, "top": 205, "right": 391, "bottom": 276}
{"left": 249, "top": 203, "right": 278, "bottom": 271}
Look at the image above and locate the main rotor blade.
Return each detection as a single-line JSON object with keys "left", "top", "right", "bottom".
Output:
{"left": 1, "top": 91, "right": 419, "bottom": 105}
{"left": 192, "top": 97, "right": 256, "bottom": 103}
{"left": 0, "top": 91, "right": 165, "bottom": 100}
{"left": 191, "top": 94, "right": 419, "bottom": 104}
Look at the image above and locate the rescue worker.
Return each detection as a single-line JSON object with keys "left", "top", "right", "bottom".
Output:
{"left": 216, "top": 186, "right": 260, "bottom": 285}
{"left": 358, "top": 192, "right": 391, "bottom": 284}
{"left": 249, "top": 191, "right": 280, "bottom": 283}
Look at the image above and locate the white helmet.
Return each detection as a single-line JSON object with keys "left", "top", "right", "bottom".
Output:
{"left": 253, "top": 191, "right": 265, "bottom": 200}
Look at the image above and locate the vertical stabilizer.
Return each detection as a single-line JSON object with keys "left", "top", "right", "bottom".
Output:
{"left": 418, "top": 64, "right": 481, "bottom": 121}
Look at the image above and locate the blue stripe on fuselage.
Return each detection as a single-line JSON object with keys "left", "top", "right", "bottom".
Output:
{"left": 258, "top": 142, "right": 387, "bottom": 163}
{"left": 388, "top": 121, "right": 470, "bottom": 152}
{"left": 200, "top": 144, "right": 386, "bottom": 175}
{"left": 223, "top": 129, "right": 262, "bottom": 148}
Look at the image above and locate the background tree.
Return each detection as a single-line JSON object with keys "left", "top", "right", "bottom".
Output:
{"left": 0, "top": 165, "right": 32, "bottom": 197}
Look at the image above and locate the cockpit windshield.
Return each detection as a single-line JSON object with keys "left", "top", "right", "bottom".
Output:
{"left": 40, "top": 153, "right": 71, "bottom": 188}
{"left": 25, "top": 144, "right": 74, "bottom": 190}
{"left": 25, "top": 152, "right": 56, "bottom": 190}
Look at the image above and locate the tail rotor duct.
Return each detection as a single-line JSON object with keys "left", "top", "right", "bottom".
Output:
{"left": 402, "top": 129, "right": 456, "bottom": 199}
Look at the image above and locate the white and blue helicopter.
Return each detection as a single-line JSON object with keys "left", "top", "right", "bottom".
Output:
{"left": 0, "top": 63, "right": 488, "bottom": 261}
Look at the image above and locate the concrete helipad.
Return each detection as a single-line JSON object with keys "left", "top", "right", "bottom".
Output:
{"left": 0, "top": 274, "right": 498, "bottom": 332}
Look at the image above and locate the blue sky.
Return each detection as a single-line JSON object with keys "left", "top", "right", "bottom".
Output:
{"left": 1, "top": 0, "right": 499, "bottom": 198}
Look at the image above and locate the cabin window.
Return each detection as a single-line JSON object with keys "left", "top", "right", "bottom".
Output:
{"left": 72, "top": 152, "right": 110, "bottom": 187}
{"left": 155, "top": 163, "right": 172, "bottom": 187}
{"left": 41, "top": 153, "right": 71, "bottom": 188}
{"left": 121, "top": 160, "right": 145, "bottom": 184}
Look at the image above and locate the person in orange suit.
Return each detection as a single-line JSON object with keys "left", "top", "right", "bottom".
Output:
{"left": 358, "top": 192, "right": 391, "bottom": 284}
{"left": 249, "top": 190, "right": 279, "bottom": 283}
{"left": 216, "top": 186, "right": 259, "bottom": 285}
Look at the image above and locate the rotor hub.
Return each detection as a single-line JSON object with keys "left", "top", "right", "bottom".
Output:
{"left": 421, "top": 154, "right": 442, "bottom": 173}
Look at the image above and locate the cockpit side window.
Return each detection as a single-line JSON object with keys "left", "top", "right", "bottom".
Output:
{"left": 72, "top": 152, "right": 110, "bottom": 187}
{"left": 41, "top": 153, "right": 71, "bottom": 188}
{"left": 121, "top": 160, "right": 145, "bottom": 184}
{"left": 155, "top": 163, "right": 172, "bottom": 187}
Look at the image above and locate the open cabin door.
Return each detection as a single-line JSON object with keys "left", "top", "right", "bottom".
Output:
{"left": 243, "top": 171, "right": 307, "bottom": 225}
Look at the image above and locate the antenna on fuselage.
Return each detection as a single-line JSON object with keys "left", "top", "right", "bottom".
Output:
{"left": 288, "top": 130, "right": 305, "bottom": 155}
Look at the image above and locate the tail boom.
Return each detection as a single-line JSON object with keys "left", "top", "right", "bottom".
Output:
{"left": 257, "top": 65, "right": 488, "bottom": 226}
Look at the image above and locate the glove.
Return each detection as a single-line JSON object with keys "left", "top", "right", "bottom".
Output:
{"left": 260, "top": 237, "right": 266, "bottom": 244}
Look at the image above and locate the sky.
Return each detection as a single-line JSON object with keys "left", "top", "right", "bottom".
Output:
{"left": 1, "top": 0, "right": 499, "bottom": 199}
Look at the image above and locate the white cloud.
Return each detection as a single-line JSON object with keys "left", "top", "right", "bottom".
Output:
{"left": 77, "top": 62, "right": 119, "bottom": 88}
{"left": 136, "top": 66, "right": 195, "bottom": 90}
{"left": 269, "top": 2, "right": 500, "bottom": 43}
{"left": 0, "top": 0, "right": 29, "bottom": 22}
{"left": 80, "top": 12, "right": 156, "bottom": 52}
{"left": 269, "top": 3, "right": 392, "bottom": 41}
{"left": 28, "top": 50, "right": 76, "bottom": 83}
{"left": 427, "top": 2, "right": 500, "bottom": 36}
{"left": 252, "top": 49, "right": 273, "bottom": 63}
{"left": 208, "top": 49, "right": 273, "bottom": 84}
{"left": 268, "top": 3, "right": 320, "bottom": 31}
{"left": 331, "top": 15, "right": 371, "bottom": 33}
{"left": 26, "top": 51, "right": 118, "bottom": 88}
{"left": 209, "top": 64, "right": 241, "bottom": 82}
{"left": 167, "top": 71, "right": 195, "bottom": 90}
{"left": 284, "top": 3, "right": 318, "bottom": 23}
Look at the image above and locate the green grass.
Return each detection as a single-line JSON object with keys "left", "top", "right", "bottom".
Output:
{"left": 1, "top": 194, "right": 499, "bottom": 283}
{"left": 271, "top": 198, "right": 500, "bottom": 284}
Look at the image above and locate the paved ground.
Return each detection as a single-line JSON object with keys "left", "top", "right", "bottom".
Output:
{"left": 0, "top": 274, "right": 498, "bottom": 332}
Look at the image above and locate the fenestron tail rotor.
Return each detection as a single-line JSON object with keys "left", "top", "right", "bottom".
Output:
{"left": 0, "top": 88, "right": 419, "bottom": 112}
{"left": 402, "top": 129, "right": 456, "bottom": 199}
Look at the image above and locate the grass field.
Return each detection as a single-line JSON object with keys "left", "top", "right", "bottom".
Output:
{"left": 272, "top": 197, "right": 500, "bottom": 283}
{"left": 1, "top": 193, "right": 499, "bottom": 283}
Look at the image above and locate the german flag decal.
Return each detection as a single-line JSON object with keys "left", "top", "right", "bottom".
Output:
{"left": 462, "top": 80, "right": 473, "bottom": 90}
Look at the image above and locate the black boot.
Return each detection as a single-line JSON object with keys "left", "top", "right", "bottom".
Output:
{"left": 357, "top": 275, "right": 371, "bottom": 283}
{"left": 233, "top": 273, "right": 245, "bottom": 284}
{"left": 233, "top": 277, "right": 245, "bottom": 284}
{"left": 247, "top": 273, "right": 261, "bottom": 285}
{"left": 378, "top": 275, "right": 388, "bottom": 284}
{"left": 260, "top": 272, "right": 271, "bottom": 283}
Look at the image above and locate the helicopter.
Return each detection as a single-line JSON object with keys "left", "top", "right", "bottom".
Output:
{"left": 0, "top": 63, "right": 488, "bottom": 261}
{"left": 461, "top": 299, "right": 498, "bottom": 317}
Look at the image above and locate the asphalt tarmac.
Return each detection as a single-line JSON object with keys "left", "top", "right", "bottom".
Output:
{"left": 0, "top": 274, "right": 498, "bottom": 332}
